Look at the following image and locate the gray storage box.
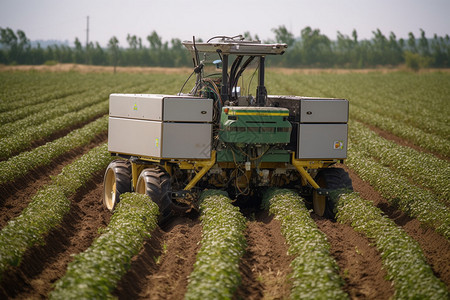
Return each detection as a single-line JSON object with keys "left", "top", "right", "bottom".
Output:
{"left": 162, "top": 123, "right": 211, "bottom": 158}
{"left": 108, "top": 94, "right": 213, "bottom": 159}
{"left": 300, "top": 99, "right": 348, "bottom": 123}
{"left": 295, "top": 98, "right": 349, "bottom": 159}
{"left": 109, "top": 94, "right": 164, "bottom": 120}
{"left": 109, "top": 94, "right": 213, "bottom": 122}
{"left": 298, "top": 124, "right": 348, "bottom": 159}
{"left": 108, "top": 117, "right": 162, "bottom": 157}
{"left": 163, "top": 97, "right": 213, "bottom": 122}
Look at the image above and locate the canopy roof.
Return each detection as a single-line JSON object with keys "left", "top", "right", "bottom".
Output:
{"left": 182, "top": 39, "right": 287, "bottom": 56}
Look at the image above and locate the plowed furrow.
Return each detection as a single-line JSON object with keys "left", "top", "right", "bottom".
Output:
{"left": 114, "top": 217, "right": 202, "bottom": 300}
{"left": 313, "top": 216, "right": 394, "bottom": 299}
{"left": 345, "top": 165, "right": 450, "bottom": 287}
{"left": 235, "top": 211, "right": 292, "bottom": 300}
{"left": 0, "top": 172, "right": 110, "bottom": 298}
{"left": 0, "top": 133, "right": 107, "bottom": 229}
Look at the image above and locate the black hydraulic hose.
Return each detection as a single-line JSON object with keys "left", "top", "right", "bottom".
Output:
{"left": 229, "top": 56, "right": 243, "bottom": 99}
{"left": 231, "top": 56, "right": 255, "bottom": 97}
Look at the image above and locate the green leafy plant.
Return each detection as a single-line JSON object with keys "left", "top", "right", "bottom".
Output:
{"left": 347, "top": 141, "right": 450, "bottom": 239}
{"left": 337, "top": 192, "right": 448, "bottom": 299}
{"left": 349, "top": 120, "right": 449, "bottom": 202}
{"left": 185, "top": 190, "right": 247, "bottom": 300}
{"left": 0, "top": 115, "right": 108, "bottom": 185}
{"left": 0, "top": 143, "right": 114, "bottom": 280}
{"left": 50, "top": 193, "right": 159, "bottom": 299}
{"left": 262, "top": 188, "right": 348, "bottom": 300}
{"left": 0, "top": 100, "right": 109, "bottom": 159}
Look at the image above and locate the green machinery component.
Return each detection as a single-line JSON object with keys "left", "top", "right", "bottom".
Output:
{"left": 219, "top": 107, "right": 291, "bottom": 144}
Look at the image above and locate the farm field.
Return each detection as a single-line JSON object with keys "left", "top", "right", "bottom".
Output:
{"left": 0, "top": 66, "right": 449, "bottom": 299}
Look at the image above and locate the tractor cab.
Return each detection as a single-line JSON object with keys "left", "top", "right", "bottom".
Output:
{"left": 181, "top": 35, "right": 287, "bottom": 106}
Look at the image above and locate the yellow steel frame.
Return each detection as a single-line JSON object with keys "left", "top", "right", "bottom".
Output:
{"left": 182, "top": 151, "right": 216, "bottom": 190}
{"left": 130, "top": 151, "right": 217, "bottom": 191}
{"left": 128, "top": 150, "right": 337, "bottom": 191}
{"left": 291, "top": 152, "right": 338, "bottom": 189}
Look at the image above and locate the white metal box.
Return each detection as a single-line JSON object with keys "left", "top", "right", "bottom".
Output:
{"left": 300, "top": 99, "right": 348, "bottom": 123}
{"left": 109, "top": 94, "right": 213, "bottom": 122}
{"left": 108, "top": 118, "right": 212, "bottom": 159}
{"left": 298, "top": 124, "right": 348, "bottom": 159}
{"left": 108, "top": 94, "right": 213, "bottom": 159}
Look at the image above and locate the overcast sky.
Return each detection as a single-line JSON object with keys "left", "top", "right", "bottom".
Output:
{"left": 1, "top": 0, "right": 449, "bottom": 47}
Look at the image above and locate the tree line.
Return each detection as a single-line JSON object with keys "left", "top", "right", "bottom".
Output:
{"left": 1, "top": 26, "right": 449, "bottom": 69}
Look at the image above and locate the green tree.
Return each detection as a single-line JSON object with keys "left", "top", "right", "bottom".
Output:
{"left": 300, "top": 26, "right": 332, "bottom": 67}
{"left": 418, "top": 29, "right": 430, "bottom": 56}
{"left": 272, "top": 25, "right": 295, "bottom": 47}
{"left": 0, "top": 27, "right": 29, "bottom": 64}
{"left": 387, "top": 32, "right": 403, "bottom": 65}
{"left": 147, "top": 31, "right": 162, "bottom": 50}
{"left": 73, "top": 37, "right": 84, "bottom": 64}
{"left": 108, "top": 36, "right": 119, "bottom": 72}
{"left": 408, "top": 32, "right": 417, "bottom": 53}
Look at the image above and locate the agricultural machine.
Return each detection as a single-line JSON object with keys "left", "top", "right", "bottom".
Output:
{"left": 103, "top": 35, "right": 353, "bottom": 220}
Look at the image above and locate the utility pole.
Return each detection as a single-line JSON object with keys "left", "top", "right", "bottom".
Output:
{"left": 85, "top": 16, "right": 89, "bottom": 64}
{"left": 86, "top": 16, "right": 89, "bottom": 48}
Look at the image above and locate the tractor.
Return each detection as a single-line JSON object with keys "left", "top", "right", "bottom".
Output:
{"left": 103, "top": 35, "right": 353, "bottom": 220}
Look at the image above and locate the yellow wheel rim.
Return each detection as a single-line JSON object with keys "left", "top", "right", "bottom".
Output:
{"left": 135, "top": 175, "right": 146, "bottom": 194}
{"left": 104, "top": 168, "right": 116, "bottom": 211}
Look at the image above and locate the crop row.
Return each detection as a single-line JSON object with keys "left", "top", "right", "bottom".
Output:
{"left": 268, "top": 72, "right": 449, "bottom": 150}
{"left": 0, "top": 100, "right": 108, "bottom": 159}
{"left": 0, "top": 78, "right": 155, "bottom": 139}
{"left": 323, "top": 73, "right": 448, "bottom": 126}
{"left": 0, "top": 89, "right": 88, "bottom": 125}
{"left": 0, "top": 143, "right": 114, "bottom": 280}
{"left": 0, "top": 72, "right": 86, "bottom": 111}
{"left": 350, "top": 98, "right": 449, "bottom": 141}
{"left": 269, "top": 72, "right": 449, "bottom": 121}
{"left": 347, "top": 141, "right": 450, "bottom": 239}
{"left": 262, "top": 188, "right": 347, "bottom": 299}
{"left": 332, "top": 74, "right": 449, "bottom": 139}
{"left": 350, "top": 104, "right": 449, "bottom": 157}
{"left": 50, "top": 193, "right": 159, "bottom": 299}
{"left": 337, "top": 193, "right": 448, "bottom": 299}
{"left": 0, "top": 89, "right": 106, "bottom": 138}
{"left": 185, "top": 190, "right": 247, "bottom": 300}
{"left": 349, "top": 120, "right": 450, "bottom": 201}
{"left": 0, "top": 115, "right": 108, "bottom": 185}
{"left": 0, "top": 76, "right": 153, "bottom": 132}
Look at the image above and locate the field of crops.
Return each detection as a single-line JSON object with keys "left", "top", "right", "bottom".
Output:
{"left": 0, "top": 66, "right": 449, "bottom": 299}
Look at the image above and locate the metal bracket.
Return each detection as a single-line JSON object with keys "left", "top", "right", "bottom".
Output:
{"left": 315, "top": 188, "right": 331, "bottom": 196}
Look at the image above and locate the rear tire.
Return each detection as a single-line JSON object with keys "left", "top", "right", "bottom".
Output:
{"left": 136, "top": 167, "right": 173, "bottom": 220}
{"left": 313, "top": 168, "right": 353, "bottom": 219}
{"left": 103, "top": 160, "right": 132, "bottom": 211}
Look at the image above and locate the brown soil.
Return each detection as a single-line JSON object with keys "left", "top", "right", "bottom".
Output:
{"left": 344, "top": 165, "right": 450, "bottom": 287}
{"left": 1, "top": 157, "right": 448, "bottom": 299}
{"left": 0, "top": 64, "right": 191, "bottom": 74}
{"left": 0, "top": 74, "right": 448, "bottom": 298}
{"left": 235, "top": 211, "right": 293, "bottom": 300}
{"left": 0, "top": 132, "right": 107, "bottom": 229}
{"left": 0, "top": 168, "right": 448, "bottom": 300}
{"left": 114, "top": 217, "right": 202, "bottom": 300}
{"left": 314, "top": 216, "right": 394, "bottom": 299}
{"left": 2, "top": 63, "right": 449, "bottom": 75}
{"left": 365, "top": 123, "right": 449, "bottom": 161}
{"left": 0, "top": 170, "right": 110, "bottom": 299}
